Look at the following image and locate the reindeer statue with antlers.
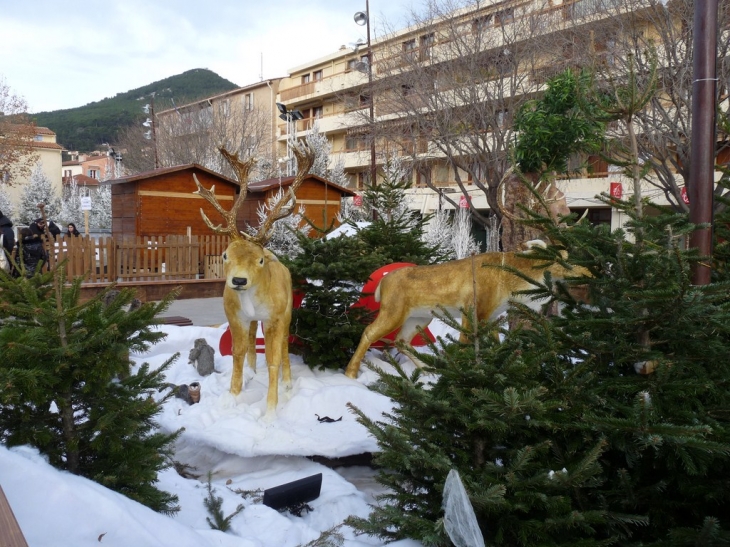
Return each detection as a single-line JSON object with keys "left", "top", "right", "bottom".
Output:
{"left": 193, "top": 141, "right": 314, "bottom": 418}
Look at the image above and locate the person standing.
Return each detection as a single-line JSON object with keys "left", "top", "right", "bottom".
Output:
{"left": 0, "top": 210, "right": 14, "bottom": 263}
{"left": 14, "top": 227, "right": 48, "bottom": 277}
{"left": 66, "top": 223, "right": 81, "bottom": 237}
{"left": 29, "top": 217, "right": 61, "bottom": 239}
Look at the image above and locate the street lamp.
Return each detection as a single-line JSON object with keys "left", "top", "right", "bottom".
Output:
{"left": 276, "top": 102, "right": 304, "bottom": 176}
{"left": 354, "top": 1, "right": 377, "bottom": 188}
{"left": 142, "top": 93, "right": 160, "bottom": 169}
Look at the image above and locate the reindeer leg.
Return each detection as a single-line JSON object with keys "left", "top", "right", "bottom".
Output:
{"left": 229, "top": 316, "right": 249, "bottom": 396}
{"left": 394, "top": 318, "right": 431, "bottom": 368}
{"left": 345, "top": 310, "right": 407, "bottom": 378}
{"left": 263, "top": 319, "right": 287, "bottom": 418}
{"left": 246, "top": 321, "right": 258, "bottom": 372}
{"left": 280, "top": 332, "right": 292, "bottom": 391}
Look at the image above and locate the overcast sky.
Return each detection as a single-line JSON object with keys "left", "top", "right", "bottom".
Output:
{"left": 1, "top": 0, "right": 417, "bottom": 114}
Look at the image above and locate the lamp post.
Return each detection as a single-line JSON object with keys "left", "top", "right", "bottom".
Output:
{"left": 688, "top": 0, "right": 719, "bottom": 285}
{"left": 276, "top": 102, "right": 304, "bottom": 176}
{"left": 354, "top": 1, "right": 377, "bottom": 188}
{"left": 142, "top": 93, "right": 160, "bottom": 169}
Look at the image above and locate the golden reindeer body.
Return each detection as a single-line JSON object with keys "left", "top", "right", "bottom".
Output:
{"left": 194, "top": 143, "right": 314, "bottom": 417}
{"left": 344, "top": 248, "right": 589, "bottom": 378}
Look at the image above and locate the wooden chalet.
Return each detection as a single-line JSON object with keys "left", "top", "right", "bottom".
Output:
{"left": 103, "top": 164, "right": 241, "bottom": 242}
{"left": 244, "top": 174, "right": 356, "bottom": 233}
{"left": 103, "top": 165, "right": 356, "bottom": 240}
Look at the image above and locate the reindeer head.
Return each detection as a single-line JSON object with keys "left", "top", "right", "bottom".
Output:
{"left": 194, "top": 142, "right": 314, "bottom": 292}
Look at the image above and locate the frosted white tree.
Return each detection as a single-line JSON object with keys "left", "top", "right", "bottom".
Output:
{"left": 250, "top": 188, "right": 311, "bottom": 259}
{"left": 59, "top": 179, "right": 83, "bottom": 226}
{"left": 0, "top": 186, "right": 14, "bottom": 220}
{"left": 18, "top": 163, "right": 61, "bottom": 224}
{"left": 422, "top": 209, "right": 455, "bottom": 260}
{"left": 304, "top": 122, "right": 350, "bottom": 188}
{"left": 336, "top": 196, "right": 369, "bottom": 224}
{"left": 90, "top": 178, "right": 112, "bottom": 230}
{"left": 451, "top": 207, "right": 480, "bottom": 259}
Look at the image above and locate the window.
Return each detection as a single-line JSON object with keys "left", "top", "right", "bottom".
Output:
{"left": 403, "top": 39, "right": 416, "bottom": 61}
{"left": 34, "top": 135, "right": 43, "bottom": 141}
{"left": 420, "top": 33, "right": 435, "bottom": 61}
{"left": 301, "top": 74, "right": 311, "bottom": 84}
{"left": 63, "top": 169, "right": 72, "bottom": 179}
{"left": 359, "top": 93, "right": 371, "bottom": 107}
{"left": 347, "top": 59, "right": 357, "bottom": 72}
{"left": 313, "top": 70, "right": 323, "bottom": 82}
{"left": 313, "top": 105, "right": 324, "bottom": 118}
{"left": 244, "top": 93, "right": 254, "bottom": 111}
{"left": 495, "top": 7, "right": 514, "bottom": 26}
{"left": 472, "top": 14, "right": 493, "bottom": 33}
{"left": 346, "top": 133, "right": 366, "bottom": 151}
{"left": 357, "top": 172, "right": 367, "bottom": 189}
{"left": 221, "top": 99, "right": 230, "bottom": 116}
{"left": 87, "top": 169, "right": 99, "bottom": 179}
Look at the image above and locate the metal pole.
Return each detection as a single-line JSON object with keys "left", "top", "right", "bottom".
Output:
{"left": 688, "top": 0, "right": 718, "bottom": 285}
{"left": 366, "top": 0, "right": 377, "bottom": 187}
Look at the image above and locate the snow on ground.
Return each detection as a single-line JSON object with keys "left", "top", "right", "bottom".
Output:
{"left": 1, "top": 321, "right": 455, "bottom": 547}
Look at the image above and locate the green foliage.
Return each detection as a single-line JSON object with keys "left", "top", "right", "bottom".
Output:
{"left": 514, "top": 69, "right": 605, "bottom": 175}
{"left": 286, "top": 175, "right": 447, "bottom": 370}
{"left": 32, "top": 69, "right": 238, "bottom": 152}
{"left": 349, "top": 197, "right": 730, "bottom": 545}
{"left": 0, "top": 266, "right": 181, "bottom": 513}
{"left": 203, "top": 472, "right": 244, "bottom": 531}
{"left": 298, "top": 525, "right": 345, "bottom": 547}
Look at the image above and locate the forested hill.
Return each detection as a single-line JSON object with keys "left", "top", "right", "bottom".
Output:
{"left": 32, "top": 68, "right": 239, "bottom": 153}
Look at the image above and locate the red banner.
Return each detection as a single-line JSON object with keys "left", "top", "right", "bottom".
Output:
{"left": 353, "top": 194, "right": 363, "bottom": 207}
{"left": 681, "top": 187, "right": 689, "bottom": 204}
{"left": 609, "top": 182, "right": 623, "bottom": 199}
{"left": 459, "top": 195, "right": 470, "bottom": 208}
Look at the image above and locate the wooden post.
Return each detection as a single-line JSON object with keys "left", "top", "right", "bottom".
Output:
{"left": 84, "top": 210, "right": 90, "bottom": 236}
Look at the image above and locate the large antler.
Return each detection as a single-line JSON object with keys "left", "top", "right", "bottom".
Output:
{"left": 193, "top": 147, "right": 257, "bottom": 240}
{"left": 253, "top": 140, "right": 315, "bottom": 245}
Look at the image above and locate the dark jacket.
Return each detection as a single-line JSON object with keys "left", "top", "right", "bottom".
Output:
{"left": 16, "top": 235, "right": 48, "bottom": 277}
{"left": 0, "top": 213, "right": 14, "bottom": 258}
{"left": 29, "top": 219, "right": 61, "bottom": 239}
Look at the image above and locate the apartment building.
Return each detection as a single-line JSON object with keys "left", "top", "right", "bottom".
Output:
{"left": 273, "top": 0, "right": 728, "bottom": 232}
{"left": 155, "top": 79, "right": 282, "bottom": 181}
{"left": 4, "top": 126, "right": 63, "bottom": 211}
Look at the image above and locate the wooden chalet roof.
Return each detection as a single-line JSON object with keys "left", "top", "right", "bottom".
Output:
{"left": 248, "top": 174, "right": 356, "bottom": 196}
{"left": 102, "top": 163, "right": 238, "bottom": 186}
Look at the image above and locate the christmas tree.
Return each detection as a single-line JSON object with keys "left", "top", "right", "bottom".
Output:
{"left": 349, "top": 197, "right": 730, "bottom": 545}
{"left": 0, "top": 266, "right": 181, "bottom": 514}
{"left": 286, "top": 172, "right": 446, "bottom": 370}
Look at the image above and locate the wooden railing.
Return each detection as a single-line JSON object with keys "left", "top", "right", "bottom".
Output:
{"left": 40, "top": 234, "right": 230, "bottom": 284}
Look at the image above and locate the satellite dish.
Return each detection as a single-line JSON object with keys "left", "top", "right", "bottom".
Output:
{"left": 354, "top": 11, "right": 368, "bottom": 26}
{"left": 355, "top": 61, "right": 369, "bottom": 74}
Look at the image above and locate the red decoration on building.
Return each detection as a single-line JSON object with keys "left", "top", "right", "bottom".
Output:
{"left": 459, "top": 195, "right": 470, "bottom": 208}
{"left": 681, "top": 187, "right": 690, "bottom": 204}
{"left": 609, "top": 182, "right": 623, "bottom": 199}
{"left": 353, "top": 194, "right": 363, "bottom": 207}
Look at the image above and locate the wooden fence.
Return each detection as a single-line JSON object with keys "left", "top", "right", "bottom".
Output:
{"left": 40, "top": 235, "right": 230, "bottom": 283}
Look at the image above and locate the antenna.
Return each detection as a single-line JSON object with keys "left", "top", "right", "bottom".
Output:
{"left": 260, "top": 52, "right": 263, "bottom": 81}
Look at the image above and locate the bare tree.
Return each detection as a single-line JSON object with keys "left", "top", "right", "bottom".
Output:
{"left": 568, "top": 0, "right": 730, "bottom": 212}
{"left": 369, "top": 0, "right": 555, "bottom": 226}
{"left": 0, "top": 76, "right": 38, "bottom": 186}
{"left": 114, "top": 100, "right": 275, "bottom": 181}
